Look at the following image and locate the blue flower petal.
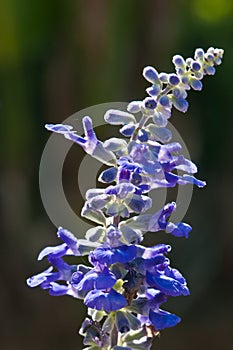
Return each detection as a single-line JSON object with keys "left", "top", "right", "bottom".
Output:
{"left": 140, "top": 244, "right": 171, "bottom": 259}
{"left": 177, "top": 175, "right": 206, "bottom": 187}
{"left": 70, "top": 271, "right": 83, "bottom": 287}
{"left": 45, "top": 123, "right": 86, "bottom": 146}
{"left": 37, "top": 243, "right": 68, "bottom": 261}
{"left": 129, "top": 255, "right": 166, "bottom": 274}
{"left": 146, "top": 272, "right": 189, "bottom": 297}
{"left": 47, "top": 117, "right": 116, "bottom": 166}
{"left": 118, "top": 168, "right": 131, "bottom": 182}
{"left": 84, "top": 289, "right": 127, "bottom": 312}
{"left": 82, "top": 116, "right": 97, "bottom": 142}
{"left": 57, "top": 227, "right": 80, "bottom": 254}
{"left": 166, "top": 222, "right": 192, "bottom": 238}
{"left": 26, "top": 267, "right": 54, "bottom": 287}
{"left": 45, "top": 124, "right": 73, "bottom": 133}
{"left": 74, "top": 267, "right": 116, "bottom": 291}
{"left": 105, "top": 183, "right": 135, "bottom": 198}
{"left": 149, "top": 309, "right": 181, "bottom": 330}
{"left": 157, "top": 202, "right": 176, "bottom": 230}
{"left": 164, "top": 172, "right": 178, "bottom": 186}
{"left": 47, "top": 257, "right": 75, "bottom": 280}
{"left": 49, "top": 282, "right": 69, "bottom": 296}
{"left": 149, "top": 292, "right": 168, "bottom": 310}
{"left": 92, "top": 245, "right": 137, "bottom": 265}
{"left": 126, "top": 194, "right": 152, "bottom": 214}
{"left": 165, "top": 267, "right": 186, "bottom": 284}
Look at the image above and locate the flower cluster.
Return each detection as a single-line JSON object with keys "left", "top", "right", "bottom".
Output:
{"left": 27, "top": 47, "right": 223, "bottom": 350}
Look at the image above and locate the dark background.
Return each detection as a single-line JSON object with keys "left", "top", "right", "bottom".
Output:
{"left": 1, "top": 1, "right": 232, "bottom": 349}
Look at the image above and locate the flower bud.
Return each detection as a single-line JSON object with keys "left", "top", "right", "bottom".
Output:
{"left": 143, "top": 66, "right": 159, "bottom": 83}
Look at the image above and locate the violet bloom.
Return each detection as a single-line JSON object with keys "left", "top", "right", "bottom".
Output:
{"left": 27, "top": 47, "right": 224, "bottom": 350}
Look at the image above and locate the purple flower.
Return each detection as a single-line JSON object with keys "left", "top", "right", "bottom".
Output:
{"left": 130, "top": 290, "right": 167, "bottom": 315}
{"left": 27, "top": 47, "right": 224, "bottom": 348}
{"left": 91, "top": 244, "right": 137, "bottom": 265}
{"left": 84, "top": 289, "right": 127, "bottom": 312}
{"left": 115, "top": 141, "right": 206, "bottom": 192}
{"left": 120, "top": 202, "right": 192, "bottom": 238}
{"left": 72, "top": 266, "right": 116, "bottom": 291}
{"left": 26, "top": 257, "right": 78, "bottom": 297}
{"left": 146, "top": 270, "right": 189, "bottom": 297}
{"left": 27, "top": 266, "right": 59, "bottom": 288}
{"left": 85, "top": 183, "right": 152, "bottom": 218}
{"left": 38, "top": 227, "right": 100, "bottom": 259}
{"left": 37, "top": 243, "right": 69, "bottom": 261}
{"left": 128, "top": 255, "right": 167, "bottom": 275}
{"left": 46, "top": 117, "right": 116, "bottom": 166}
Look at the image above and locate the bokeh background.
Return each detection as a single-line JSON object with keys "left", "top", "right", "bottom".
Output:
{"left": 1, "top": 0, "right": 233, "bottom": 349}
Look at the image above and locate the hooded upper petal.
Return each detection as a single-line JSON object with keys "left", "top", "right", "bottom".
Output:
{"left": 149, "top": 309, "right": 181, "bottom": 330}
{"left": 146, "top": 271, "right": 189, "bottom": 297}
{"left": 92, "top": 244, "right": 137, "bottom": 265}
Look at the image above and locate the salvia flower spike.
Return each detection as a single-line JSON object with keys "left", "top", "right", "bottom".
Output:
{"left": 27, "top": 47, "right": 224, "bottom": 350}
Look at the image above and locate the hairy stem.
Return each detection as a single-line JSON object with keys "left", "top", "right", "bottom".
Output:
{"left": 110, "top": 323, "right": 118, "bottom": 348}
{"left": 131, "top": 114, "right": 149, "bottom": 141}
{"left": 113, "top": 215, "right": 120, "bottom": 226}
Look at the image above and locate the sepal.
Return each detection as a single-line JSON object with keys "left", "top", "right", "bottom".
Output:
{"left": 116, "top": 311, "right": 131, "bottom": 333}
{"left": 103, "top": 138, "right": 128, "bottom": 153}
{"left": 81, "top": 203, "right": 107, "bottom": 225}
{"left": 146, "top": 124, "right": 172, "bottom": 143}
{"left": 85, "top": 226, "right": 106, "bottom": 242}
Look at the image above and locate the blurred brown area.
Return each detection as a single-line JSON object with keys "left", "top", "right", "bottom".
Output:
{"left": 0, "top": 0, "right": 233, "bottom": 349}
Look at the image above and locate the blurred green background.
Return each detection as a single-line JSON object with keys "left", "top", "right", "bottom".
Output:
{"left": 1, "top": 0, "right": 233, "bottom": 349}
